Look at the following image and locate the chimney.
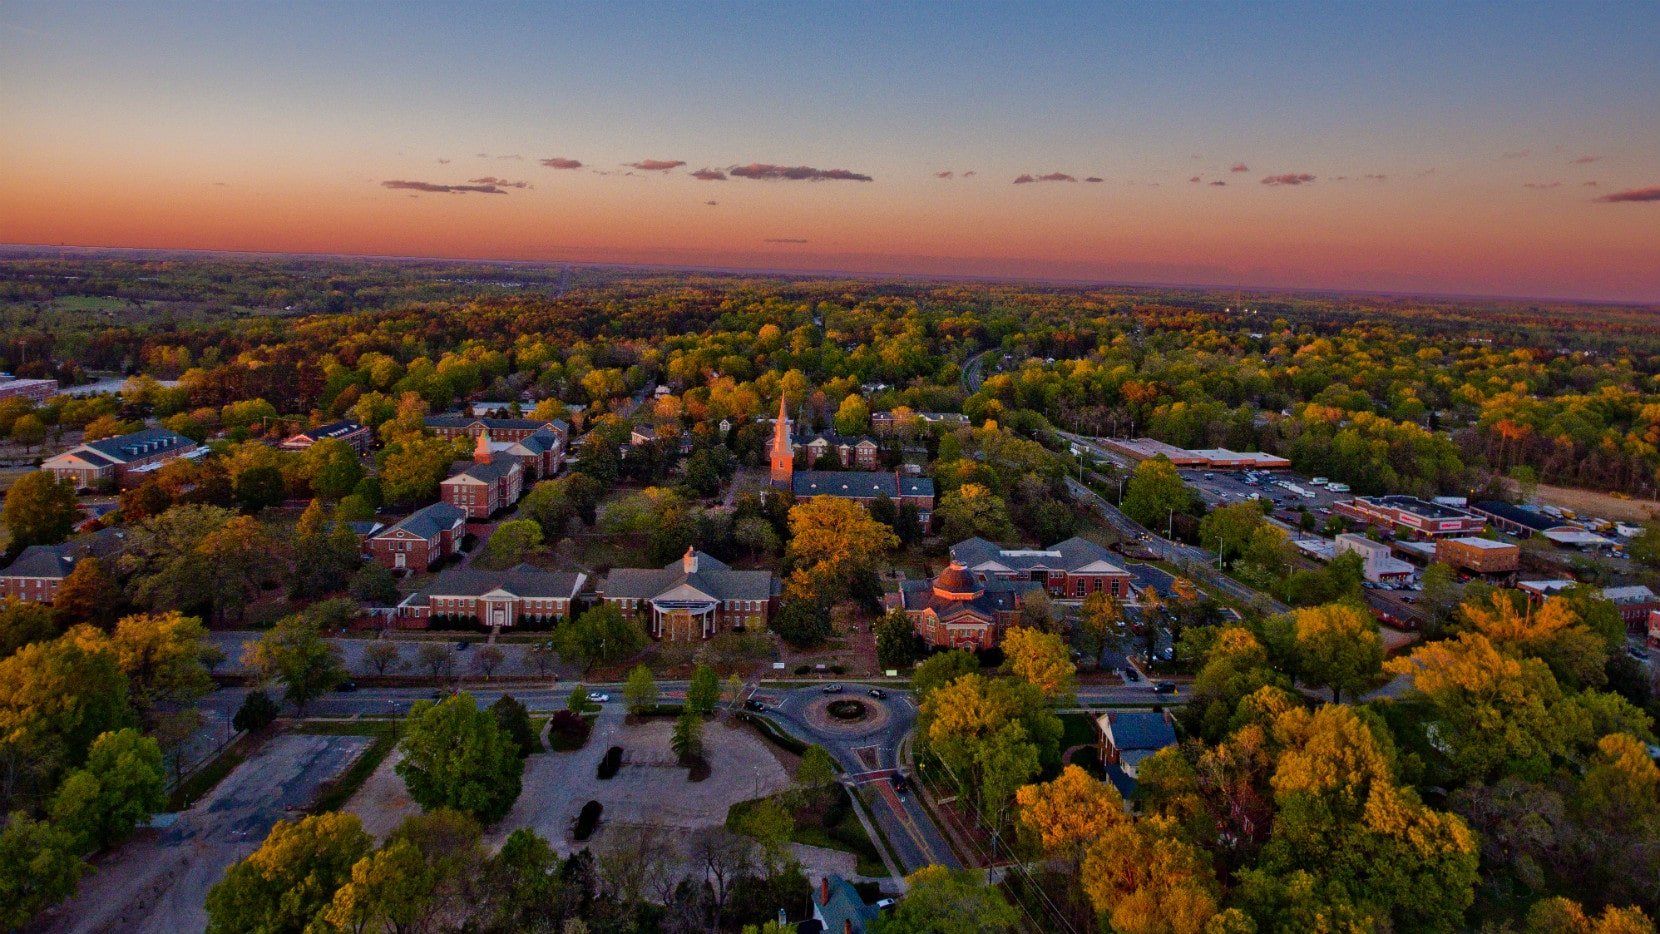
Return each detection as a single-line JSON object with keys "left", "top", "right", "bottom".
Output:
{"left": 683, "top": 547, "right": 698, "bottom": 574}
{"left": 844, "top": 920, "right": 853, "bottom": 934}
{"left": 474, "top": 430, "right": 492, "bottom": 464}
{"left": 820, "top": 877, "right": 830, "bottom": 906}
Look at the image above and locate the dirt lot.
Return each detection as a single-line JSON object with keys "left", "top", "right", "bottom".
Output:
{"left": 1507, "top": 479, "right": 1660, "bottom": 524}
{"left": 33, "top": 733, "right": 372, "bottom": 934}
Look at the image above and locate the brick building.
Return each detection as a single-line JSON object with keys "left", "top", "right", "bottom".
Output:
{"left": 0, "top": 377, "right": 58, "bottom": 403}
{"left": 949, "top": 536, "right": 1135, "bottom": 599}
{"left": 40, "top": 427, "right": 198, "bottom": 490}
{"left": 397, "top": 566, "right": 587, "bottom": 628}
{"left": 279, "top": 420, "right": 373, "bottom": 453}
{"left": 367, "top": 501, "right": 467, "bottom": 572}
{"left": 440, "top": 433, "right": 525, "bottom": 519}
{"left": 0, "top": 529, "right": 124, "bottom": 604}
{"left": 1435, "top": 536, "right": 1521, "bottom": 575}
{"left": 769, "top": 398, "right": 934, "bottom": 526}
{"left": 1334, "top": 495, "right": 1487, "bottom": 539}
{"left": 426, "top": 414, "right": 567, "bottom": 445}
{"left": 886, "top": 560, "right": 1038, "bottom": 651}
{"left": 602, "top": 548, "right": 776, "bottom": 640}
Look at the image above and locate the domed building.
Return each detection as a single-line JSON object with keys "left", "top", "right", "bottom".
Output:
{"left": 886, "top": 559, "right": 1040, "bottom": 650}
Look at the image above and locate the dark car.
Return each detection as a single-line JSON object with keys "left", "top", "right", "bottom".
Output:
{"left": 456, "top": 641, "right": 471, "bottom": 650}
{"left": 1123, "top": 669, "right": 1141, "bottom": 683}
{"left": 892, "top": 773, "right": 909, "bottom": 794}
{"left": 822, "top": 684, "right": 844, "bottom": 694}
{"left": 744, "top": 698, "right": 766, "bottom": 711}
{"left": 867, "top": 688, "right": 887, "bottom": 699}
{"left": 1153, "top": 681, "right": 1178, "bottom": 695}
{"left": 336, "top": 680, "right": 358, "bottom": 693}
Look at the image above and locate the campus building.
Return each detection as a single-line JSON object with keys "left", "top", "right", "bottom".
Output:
{"left": 367, "top": 501, "right": 468, "bottom": 573}
{"left": 0, "top": 377, "right": 58, "bottom": 403}
{"left": 426, "top": 414, "right": 568, "bottom": 445}
{"left": 439, "top": 433, "right": 525, "bottom": 519}
{"left": 279, "top": 419, "right": 373, "bottom": 453}
{"left": 887, "top": 560, "right": 1039, "bottom": 651}
{"left": 602, "top": 548, "right": 777, "bottom": 640}
{"left": 949, "top": 536, "right": 1135, "bottom": 599}
{"left": 769, "top": 398, "right": 934, "bottom": 525}
{"left": 397, "top": 566, "right": 587, "bottom": 628}
{"left": 0, "top": 529, "right": 124, "bottom": 604}
{"left": 1334, "top": 534, "right": 1417, "bottom": 583}
{"left": 1435, "top": 536, "right": 1521, "bottom": 576}
{"left": 40, "top": 427, "right": 198, "bottom": 490}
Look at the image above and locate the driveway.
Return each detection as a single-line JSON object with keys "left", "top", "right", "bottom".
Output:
{"left": 34, "top": 733, "right": 372, "bottom": 934}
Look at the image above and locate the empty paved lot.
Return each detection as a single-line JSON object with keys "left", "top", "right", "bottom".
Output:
{"left": 34, "top": 733, "right": 371, "bottom": 934}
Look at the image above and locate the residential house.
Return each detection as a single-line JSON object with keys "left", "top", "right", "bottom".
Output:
{"left": 41, "top": 427, "right": 197, "bottom": 490}
{"left": 802, "top": 431, "right": 881, "bottom": 470}
{"left": 886, "top": 560, "right": 1038, "bottom": 651}
{"left": 367, "top": 502, "right": 467, "bottom": 573}
{"left": 397, "top": 565, "right": 587, "bottom": 629}
{"left": 1096, "top": 710, "right": 1178, "bottom": 777}
{"left": 809, "top": 875, "right": 879, "bottom": 934}
{"left": 440, "top": 433, "right": 525, "bottom": 519}
{"left": 602, "top": 548, "right": 776, "bottom": 640}
{"left": 950, "top": 536, "right": 1135, "bottom": 599}
{"left": 279, "top": 420, "right": 372, "bottom": 453}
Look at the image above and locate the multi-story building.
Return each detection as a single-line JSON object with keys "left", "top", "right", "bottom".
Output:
{"left": 803, "top": 432, "right": 882, "bottom": 470}
{"left": 397, "top": 566, "right": 587, "bottom": 628}
{"left": 440, "top": 433, "right": 525, "bottom": 519}
{"left": 426, "top": 414, "right": 567, "bottom": 445}
{"left": 485, "top": 428, "right": 564, "bottom": 480}
{"left": 1334, "top": 495, "right": 1486, "bottom": 539}
{"left": 1335, "top": 533, "right": 1417, "bottom": 583}
{"left": 0, "top": 529, "right": 124, "bottom": 604}
{"left": 1603, "top": 585, "right": 1659, "bottom": 631}
{"left": 279, "top": 420, "right": 373, "bottom": 453}
{"left": 949, "top": 536, "right": 1135, "bottom": 599}
{"left": 40, "top": 427, "right": 198, "bottom": 490}
{"left": 887, "top": 560, "right": 1037, "bottom": 651}
{"left": 769, "top": 398, "right": 934, "bottom": 525}
{"left": 0, "top": 377, "right": 58, "bottom": 403}
{"left": 1435, "top": 536, "right": 1521, "bottom": 575}
{"left": 870, "top": 411, "right": 968, "bottom": 436}
{"left": 367, "top": 501, "right": 467, "bottom": 573}
{"left": 602, "top": 548, "right": 776, "bottom": 640}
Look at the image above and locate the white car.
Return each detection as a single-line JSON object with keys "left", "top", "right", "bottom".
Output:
{"left": 588, "top": 692, "right": 610, "bottom": 703}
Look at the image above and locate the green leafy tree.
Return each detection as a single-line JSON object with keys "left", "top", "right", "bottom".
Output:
{"left": 489, "top": 693, "right": 539, "bottom": 757}
{"left": 233, "top": 464, "right": 286, "bottom": 514}
{"left": 551, "top": 603, "right": 646, "bottom": 671}
{"left": 396, "top": 692, "right": 525, "bottom": 821}
{"left": 349, "top": 563, "right": 400, "bottom": 605}
{"left": 833, "top": 393, "right": 871, "bottom": 436}
{"left": 0, "top": 812, "right": 85, "bottom": 931}
{"left": 1121, "top": 456, "right": 1192, "bottom": 532}
{"left": 624, "top": 663, "right": 657, "bottom": 716}
{"left": 911, "top": 649, "right": 980, "bottom": 700}
{"left": 795, "top": 744, "right": 838, "bottom": 804}
{"left": 1292, "top": 603, "right": 1386, "bottom": 703}
{"left": 204, "top": 812, "right": 372, "bottom": 934}
{"left": 875, "top": 608, "right": 921, "bottom": 670}
{"left": 377, "top": 434, "right": 458, "bottom": 504}
{"left": 300, "top": 437, "right": 364, "bottom": 500}
{"left": 48, "top": 727, "right": 166, "bottom": 852}
{"left": 934, "top": 482, "right": 1016, "bottom": 543}
{"left": 241, "top": 603, "right": 347, "bottom": 715}
{"left": 483, "top": 519, "right": 543, "bottom": 566}
{"left": 3, "top": 471, "right": 80, "bottom": 553}
{"left": 686, "top": 664, "right": 720, "bottom": 714}
{"left": 0, "top": 598, "right": 57, "bottom": 658}
{"left": 0, "top": 632, "right": 134, "bottom": 793}
{"left": 567, "top": 683, "right": 595, "bottom": 713}
{"left": 9, "top": 413, "right": 47, "bottom": 452}
{"left": 233, "top": 688, "right": 281, "bottom": 732}
{"left": 1631, "top": 523, "right": 1660, "bottom": 571}
{"left": 872, "top": 865, "right": 1022, "bottom": 934}
{"left": 671, "top": 707, "right": 704, "bottom": 763}
{"left": 769, "top": 594, "right": 833, "bottom": 649}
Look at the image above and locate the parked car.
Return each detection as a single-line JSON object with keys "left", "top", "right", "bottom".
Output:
{"left": 455, "top": 641, "right": 470, "bottom": 650}
{"left": 867, "top": 688, "right": 887, "bottom": 699}
{"left": 744, "top": 698, "right": 766, "bottom": 711}
{"left": 822, "top": 684, "right": 844, "bottom": 694}
{"left": 1629, "top": 646, "right": 1652, "bottom": 661}
{"left": 876, "top": 898, "right": 896, "bottom": 911}
{"left": 589, "top": 692, "right": 610, "bottom": 703}
{"left": 891, "top": 773, "right": 909, "bottom": 794}
{"left": 1153, "top": 681, "right": 1178, "bottom": 695}
{"left": 336, "top": 680, "right": 358, "bottom": 693}
{"left": 1123, "top": 669, "right": 1141, "bottom": 683}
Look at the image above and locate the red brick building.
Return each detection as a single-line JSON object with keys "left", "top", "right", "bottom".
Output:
{"left": 279, "top": 419, "right": 373, "bottom": 453}
{"left": 397, "top": 566, "right": 588, "bottom": 628}
{"left": 440, "top": 434, "right": 525, "bottom": 519}
{"left": 949, "top": 536, "right": 1135, "bottom": 599}
{"left": 367, "top": 501, "right": 467, "bottom": 573}
{"left": 40, "top": 427, "right": 198, "bottom": 490}
{"left": 886, "top": 561, "right": 1038, "bottom": 651}
{"left": 426, "top": 414, "right": 567, "bottom": 444}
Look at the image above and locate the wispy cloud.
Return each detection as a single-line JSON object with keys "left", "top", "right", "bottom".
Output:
{"left": 1189, "top": 176, "right": 1201, "bottom": 183}
{"left": 1210, "top": 180, "right": 1226, "bottom": 187}
{"left": 1364, "top": 173, "right": 1388, "bottom": 181}
{"left": 1084, "top": 177, "right": 1103, "bottom": 183}
{"left": 690, "top": 168, "right": 727, "bottom": 181}
{"left": 1261, "top": 173, "right": 1316, "bottom": 186}
{"left": 764, "top": 238, "right": 809, "bottom": 243}
{"left": 540, "top": 157, "right": 583, "bottom": 170}
{"left": 935, "top": 170, "right": 954, "bottom": 179}
{"left": 1597, "top": 185, "right": 1660, "bottom": 203}
{"left": 1013, "top": 172, "right": 1076, "bottom": 184}
{"left": 963, "top": 171, "right": 976, "bottom": 177}
{"left": 497, "top": 154, "right": 523, "bottom": 161}
{"left": 1230, "top": 163, "right": 1249, "bottom": 173}
{"left": 729, "top": 164, "right": 872, "bottom": 182}
{"left": 1570, "top": 155, "right": 1601, "bottom": 165}
{"left": 1500, "top": 150, "right": 1531, "bottom": 160}
{"left": 469, "top": 177, "right": 530, "bottom": 189}
{"left": 1583, "top": 181, "right": 1599, "bottom": 187}
{"left": 705, "top": 200, "right": 718, "bottom": 206}
{"left": 437, "top": 158, "right": 451, "bottom": 165}
{"left": 628, "top": 159, "right": 685, "bottom": 172}
{"left": 1523, "top": 181, "right": 1561, "bottom": 190}
{"left": 381, "top": 180, "right": 508, "bottom": 195}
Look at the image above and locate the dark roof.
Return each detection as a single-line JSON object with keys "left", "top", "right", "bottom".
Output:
{"left": 1365, "top": 495, "right": 1475, "bottom": 520}
{"left": 951, "top": 535, "right": 1125, "bottom": 575}
{"left": 897, "top": 575, "right": 1030, "bottom": 621}
{"left": 899, "top": 477, "right": 936, "bottom": 498}
{"left": 501, "top": 429, "right": 562, "bottom": 454}
{"left": 1471, "top": 500, "right": 1564, "bottom": 533}
{"left": 934, "top": 563, "right": 980, "bottom": 595}
{"left": 815, "top": 875, "right": 879, "bottom": 934}
{"left": 446, "top": 457, "right": 521, "bottom": 483}
{"left": 1, "top": 544, "right": 74, "bottom": 579}
{"left": 346, "top": 521, "right": 383, "bottom": 537}
{"left": 426, "top": 415, "right": 560, "bottom": 432}
{"left": 793, "top": 470, "right": 935, "bottom": 500}
{"left": 1105, "top": 711, "right": 1177, "bottom": 751}
{"left": 79, "top": 427, "right": 193, "bottom": 464}
{"left": 420, "top": 567, "right": 586, "bottom": 600}
{"left": 379, "top": 502, "right": 467, "bottom": 540}
{"left": 1126, "top": 563, "right": 1177, "bottom": 599}
{"left": 292, "top": 420, "right": 365, "bottom": 441}
{"left": 603, "top": 551, "right": 774, "bottom": 602}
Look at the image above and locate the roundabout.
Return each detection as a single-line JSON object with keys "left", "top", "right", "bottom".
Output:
{"left": 826, "top": 699, "right": 868, "bottom": 721}
{"left": 798, "top": 693, "right": 895, "bottom": 736}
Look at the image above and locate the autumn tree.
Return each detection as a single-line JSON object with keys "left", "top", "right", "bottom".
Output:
{"left": 82, "top": 612, "right": 219, "bottom": 723}
{"left": 872, "top": 865, "right": 1022, "bottom": 934}
{"left": 1291, "top": 603, "right": 1386, "bottom": 703}
{"left": 48, "top": 727, "right": 166, "bottom": 852}
{"left": 786, "top": 495, "right": 898, "bottom": 585}
{"left": 1080, "top": 815, "right": 1221, "bottom": 934}
{"left": 299, "top": 437, "right": 364, "bottom": 500}
{"left": 1524, "top": 898, "right": 1658, "bottom": 934}
{"left": 0, "top": 598, "right": 56, "bottom": 658}
{"left": 934, "top": 482, "right": 1016, "bottom": 543}
{"left": 51, "top": 557, "right": 124, "bottom": 629}
{"left": 1001, "top": 626, "right": 1077, "bottom": 703}
{"left": 1016, "top": 764, "right": 1125, "bottom": 865}
{"left": 2, "top": 471, "right": 80, "bottom": 554}
{"left": 204, "top": 811, "right": 372, "bottom": 934}
{"left": 0, "top": 633, "right": 133, "bottom": 800}
{"left": 1121, "top": 456, "right": 1193, "bottom": 532}
{"left": 397, "top": 692, "right": 525, "bottom": 822}
{"left": 1461, "top": 591, "right": 1610, "bottom": 690}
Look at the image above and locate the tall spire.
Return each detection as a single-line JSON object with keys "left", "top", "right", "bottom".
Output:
{"left": 770, "top": 396, "right": 795, "bottom": 486}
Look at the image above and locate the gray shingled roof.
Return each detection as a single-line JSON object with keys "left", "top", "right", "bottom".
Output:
{"left": 950, "top": 535, "right": 1123, "bottom": 574}
{"left": 896, "top": 576, "right": 1031, "bottom": 620}
{"left": 420, "top": 566, "right": 586, "bottom": 599}
{"left": 1105, "top": 711, "right": 1177, "bottom": 751}
{"left": 426, "top": 415, "right": 560, "bottom": 432}
{"left": 1472, "top": 500, "right": 1564, "bottom": 534}
{"left": 792, "top": 470, "right": 898, "bottom": 499}
{"left": 604, "top": 551, "right": 774, "bottom": 602}
{"left": 291, "top": 420, "right": 365, "bottom": 441}
{"left": 81, "top": 427, "right": 193, "bottom": 463}
{"left": 446, "top": 457, "right": 520, "bottom": 483}
{"left": 380, "top": 502, "right": 467, "bottom": 540}
{"left": 0, "top": 545, "right": 74, "bottom": 579}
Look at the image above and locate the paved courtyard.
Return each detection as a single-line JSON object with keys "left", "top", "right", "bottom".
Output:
{"left": 34, "top": 733, "right": 371, "bottom": 934}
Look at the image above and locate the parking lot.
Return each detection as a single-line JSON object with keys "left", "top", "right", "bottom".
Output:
{"left": 1180, "top": 468, "right": 1353, "bottom": 515}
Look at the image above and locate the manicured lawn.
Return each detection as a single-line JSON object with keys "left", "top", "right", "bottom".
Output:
{"left": 1059, "top": 712, "right": 1100, "bottom": 751}
{"left": 729, "top": 787, "right": 886, "bottom": 877}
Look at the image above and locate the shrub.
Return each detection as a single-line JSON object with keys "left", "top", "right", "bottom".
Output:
{"left": 233, "top": 689, "right": 281, "bottom": 733}
{"left": 547, "top": 711, "right": 591, "bottom": 752}
{"left": 597, "top": 746, "right": 623, "bottom": 780}
{"left": 794, "top": 665, "right": 812, "bottom": 675}
{"left": 573, "top": 800, "right": 602, "bottom": 840}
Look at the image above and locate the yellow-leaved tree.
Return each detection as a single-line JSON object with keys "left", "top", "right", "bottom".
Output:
{"left": 1015, "top": 763, "right": 1124, "bottom": 865}
{"left": 1001, "top": 626, "right": 1077, "bottom": 703}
